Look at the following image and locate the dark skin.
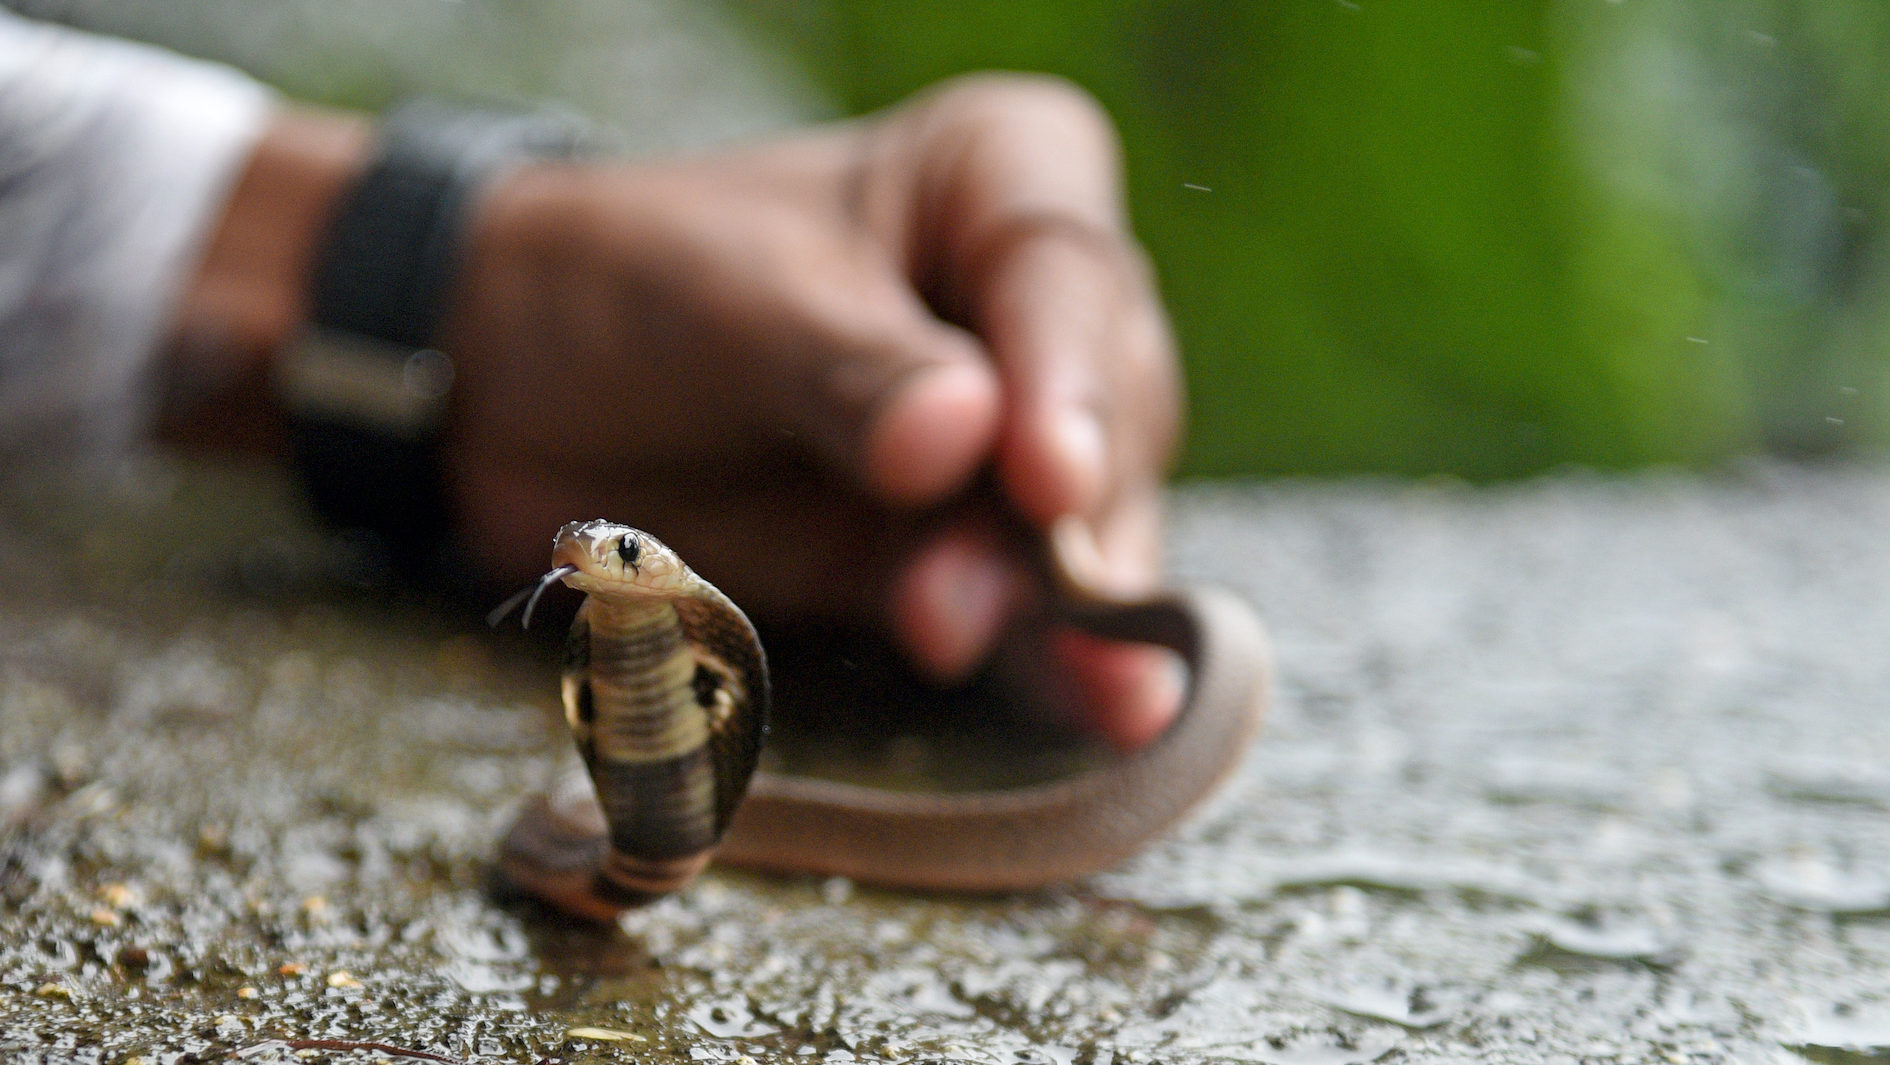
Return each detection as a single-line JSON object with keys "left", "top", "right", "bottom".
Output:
{"left": 164, "top": 74, "right": 1185, "bottom": 750}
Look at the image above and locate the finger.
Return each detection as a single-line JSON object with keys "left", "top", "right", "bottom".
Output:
{"left": 974, "top": 218, "right": 1180, "bottom": 527}
{"left": 1047, "top": 485, "right": 1179, "bottom": 748}
{"left": 896, "top": 76, "right": 1182, "bottom": 529}
{"left": 852, "top": 328, "right": 1003, "bottom": 508}
{"left": 887, "top": 514, "right": 1027, "bottom": 682}
{"left": 715, "top": 230, "right": 1005, "bottom": 510}
{"left": 1052, "top": 479, "right": 1165, "bottom": 597}
{"left": 1046, "top": 629, "right": 1186, "bottom": 751}
{"left": 471, "top": 146, "right": 1007, "bottom": 514}
{"left": 651, "top": 132, "right": 1008, "bottom": 510}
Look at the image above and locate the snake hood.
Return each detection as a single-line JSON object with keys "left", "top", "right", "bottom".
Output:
{"left": 497, "top": 518, "right": 770, "bottom": 919}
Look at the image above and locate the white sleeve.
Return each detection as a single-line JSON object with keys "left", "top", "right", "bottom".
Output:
{"left": 0, "top": 10, "right": 274, "bottom": 463}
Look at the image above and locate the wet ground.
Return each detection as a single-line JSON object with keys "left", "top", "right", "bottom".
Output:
{"left": 4, "top": 459, "right": 1890, "bottom": 1064}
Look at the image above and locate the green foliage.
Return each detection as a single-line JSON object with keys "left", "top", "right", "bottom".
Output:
{"left": 730, "top": 1, "right": 1777, "bottom": 477}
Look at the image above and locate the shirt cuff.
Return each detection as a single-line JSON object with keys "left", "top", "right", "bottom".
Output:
{"left": 0, "top": 11, "right": 276, "bottom": 464}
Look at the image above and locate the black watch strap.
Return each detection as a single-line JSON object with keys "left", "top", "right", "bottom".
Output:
{"left": 308, "top": 100, "right": 592, "bottom": 345}
{"left": 282, "top": 100, "right": 593, "bottom": 583}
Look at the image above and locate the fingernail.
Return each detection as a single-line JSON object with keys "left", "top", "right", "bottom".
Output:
{"left": 935, "top": 546, "right": 1009, "bottom": 667}
{"left": 1049, "top": 515, "right": 1106, "bottom": 593}
{"left": 1050, "top": 514, "right": 1150, "bottom": 599}
{"left": 1047, "top": 633, "right": 1187, "bottom": 752}
{"left": 1153, "top": 649, "right": 1188, "bottom": 718}
{"left": 1051, "top": 408, "right": 1107, "bottom": 515}
{"left": 1114, "top": 648, "right": 1188, "bottom": 751}
{"left": 896, "top": 537, "right": 1012, "bottom": 681}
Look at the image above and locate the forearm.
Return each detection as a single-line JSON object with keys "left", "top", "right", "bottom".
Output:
{"left": 157, "top": 108, "right": 373, "bottom": 455}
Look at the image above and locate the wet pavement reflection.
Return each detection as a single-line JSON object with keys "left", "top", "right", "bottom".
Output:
{"left": 4, "top": 459, "right": 1890, "bottom": 1063}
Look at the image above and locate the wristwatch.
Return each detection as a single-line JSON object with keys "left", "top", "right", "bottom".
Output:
{"left": 277, "top": 100, "right": 594, "bottom": 583}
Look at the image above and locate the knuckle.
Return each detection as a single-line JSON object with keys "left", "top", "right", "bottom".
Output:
{"left": 926, "top": 71, "right": 1120, "bottom": 147}
{"left": 1119, "top": 313, "right": 1185, "bottom": 462}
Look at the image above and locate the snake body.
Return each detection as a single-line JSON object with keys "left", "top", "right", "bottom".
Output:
{"left": 498, "top": 520, "right": 1270, "bottom": 920}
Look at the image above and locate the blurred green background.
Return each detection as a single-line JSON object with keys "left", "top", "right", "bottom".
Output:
{"left": 20, "top": 0, "right": 1890, "bottom": 479}
{"left": 734, "top": 1, "right": 1890, "bottom": 478}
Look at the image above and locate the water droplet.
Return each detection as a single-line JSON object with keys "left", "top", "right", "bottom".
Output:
{"left": 1530, "top": 910, "right": 1685, "bottom": 967}
{"left": 1246, "top": 1029, "right": 1402, "bottom": 1065}
{"left": 1317, "top": 979, "right": 1454, "bottom": 1029}
{"left": 687, "top": 995, "right": 774, "bottom": 1039}
{"left": 1787, "top": 1004, "right": 1890, "bottom": 1061}
{"left": 1766, "top": 758, "right": 1890, "bottom": 807}
{"left": 1754, "top": 854, "right": 1890, "bottom": 914}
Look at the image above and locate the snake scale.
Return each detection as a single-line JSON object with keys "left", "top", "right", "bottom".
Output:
{"left": 496, "top": 519, "right": 1271, "bottom": 921}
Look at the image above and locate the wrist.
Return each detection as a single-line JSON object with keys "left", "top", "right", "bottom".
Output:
{"left": 271, "top": 101, "right": 599, "bottom": 583}
{"left": 159, "top": 107, "right": 373, "bottom": 454}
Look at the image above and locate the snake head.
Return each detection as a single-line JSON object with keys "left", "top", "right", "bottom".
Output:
{"left": 550, "top": 520, "right": 690, "bottom": 598}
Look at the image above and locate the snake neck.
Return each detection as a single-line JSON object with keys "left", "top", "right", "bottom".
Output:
{"left": 583, "top": 597, "right": 682, "bottom": 673}
{"left": 577, "top": 596, "right": 705, "bottom": 762}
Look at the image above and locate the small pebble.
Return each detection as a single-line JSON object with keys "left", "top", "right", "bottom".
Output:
{"left": 325, "top": 970, "right": 362, "bottom": 989}
{"left": 566, "top": 1026, "right": 647, "bottom": 1042}
{"left": 197, "top": 824, "right": 229, "bottom": 853}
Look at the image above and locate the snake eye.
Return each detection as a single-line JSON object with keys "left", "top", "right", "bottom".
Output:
{"left": 616, "top": 535, "right": 641, "bottom": 569}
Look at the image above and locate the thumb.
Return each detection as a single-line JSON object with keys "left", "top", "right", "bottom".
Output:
{"left": 781, "top": 293, "right": 1002, "bottom": 507}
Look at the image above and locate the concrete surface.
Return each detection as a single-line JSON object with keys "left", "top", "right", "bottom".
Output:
{"left": 4, "top": 459, "right": 1890, "bottom": 1064}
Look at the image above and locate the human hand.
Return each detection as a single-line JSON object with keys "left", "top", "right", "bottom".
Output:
{"left": 441, "top": 75, "right": 1185, "bottom": 747}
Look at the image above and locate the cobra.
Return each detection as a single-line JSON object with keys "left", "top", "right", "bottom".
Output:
{"left": 495, "top": 519, "right": 1270, "bottom": 921}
